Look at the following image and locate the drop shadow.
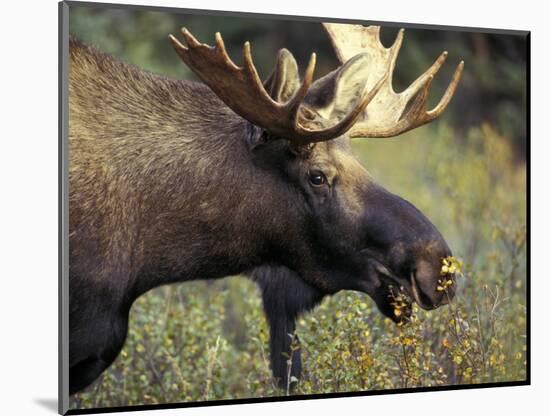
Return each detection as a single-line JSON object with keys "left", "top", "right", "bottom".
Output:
{"left": 34, "top": 398, "right": 58, "bottom": 413}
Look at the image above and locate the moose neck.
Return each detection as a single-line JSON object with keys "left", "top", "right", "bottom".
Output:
{"left": 69, "top": 39, "right": 289, "bottom": 299}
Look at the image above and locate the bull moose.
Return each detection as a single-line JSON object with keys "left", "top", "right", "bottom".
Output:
{"left": 68, "top": 22, "right": 463, "bottom": 395}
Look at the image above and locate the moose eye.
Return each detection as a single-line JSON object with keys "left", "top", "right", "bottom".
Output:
{"left": 308, "top": 171, "right": 327, "bottom": 187}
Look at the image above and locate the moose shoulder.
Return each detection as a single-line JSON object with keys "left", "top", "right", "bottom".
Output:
{"left": 68, "top": 23, "right": 463, "bottom": 395}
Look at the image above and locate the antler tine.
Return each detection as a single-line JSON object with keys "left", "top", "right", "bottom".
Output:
{"left": 242, "top": 41, "right": 270, "bottom": 97}
{"left": 387, "top": 29, "right": 405, "bottom": 87}
{"left": 168, "top": 33, "right": 187, "bottom": 53}
{"left": 288, "top": 53, "right": 316, "bottom": 119}
{"left": 426, "top": 61, "right": 465, "bottom": 118}
{"left": 402, "top": 51, "right": 448, "bottom": 100}
{"left": 170, "top": 28, "right": 379, "bottom": 145}
{"left": 323, "top": 23, "right": 464, "bottom": 139}
{"left": 181, "top": 27, "right": 201, "bottom": 48}
{"left": 214, "top": 32, "right": 240, "bottom": 71}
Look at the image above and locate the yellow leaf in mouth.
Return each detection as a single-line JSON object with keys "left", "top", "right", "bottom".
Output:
{"left": 441, "top": 256, "right": 463, "bottom": 275}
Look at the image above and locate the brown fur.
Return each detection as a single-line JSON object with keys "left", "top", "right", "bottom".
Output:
{"left": 70, "top": 39, "right": 291, "bottom": 295}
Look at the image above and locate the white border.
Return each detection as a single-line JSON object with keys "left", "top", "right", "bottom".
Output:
{"left": 1, "top": 1, "right": 546, "bottom": 415}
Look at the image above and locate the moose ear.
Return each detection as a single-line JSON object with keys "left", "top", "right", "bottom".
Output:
{"left": 248, "top": 49, "right": 301, "bottom": 150}
{"left": 305, "top": 53, "right": 371, "bottom": 122}
{"left": 263, "top": 49, "right": 301, "bottom": 103}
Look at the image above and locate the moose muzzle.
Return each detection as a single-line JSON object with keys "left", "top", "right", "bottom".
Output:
{"left": 359, "top": 184, "right": 456, "bottom": 319}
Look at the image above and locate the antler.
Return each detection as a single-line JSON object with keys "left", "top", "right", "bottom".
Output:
{"left": 323, "top": 23, "right": 464, "bottom": 138}
{"left": 169, "top": 28, "right": 386, "bottom": 145}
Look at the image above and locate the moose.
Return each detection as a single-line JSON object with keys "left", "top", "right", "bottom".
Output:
{"left": 68, "top": 22, "right": 463, "bottom": 395}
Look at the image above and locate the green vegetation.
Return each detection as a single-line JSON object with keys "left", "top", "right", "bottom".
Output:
{"left": 69, "top": 5, "right": 527, "bottom": 410}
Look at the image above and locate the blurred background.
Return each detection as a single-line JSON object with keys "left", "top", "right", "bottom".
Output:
{"left": 69, "top": 4, "right": 528, "bottom": 409}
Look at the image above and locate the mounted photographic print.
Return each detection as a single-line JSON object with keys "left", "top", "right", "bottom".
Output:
{"left": 59, "top": 1, "right": 530, "bottom": 414}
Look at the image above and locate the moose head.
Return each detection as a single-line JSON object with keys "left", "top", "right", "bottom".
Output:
{"left": 168, "top": 23, "right": 463, "bottom": 321}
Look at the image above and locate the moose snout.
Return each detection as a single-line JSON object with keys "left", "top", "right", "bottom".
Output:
{"left": 360, "top": 185, "right": 457, "bottom": 310}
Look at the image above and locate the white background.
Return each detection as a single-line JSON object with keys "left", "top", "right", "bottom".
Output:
{"left": 0, "top": 0, "right": 546, "bottom": 415}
